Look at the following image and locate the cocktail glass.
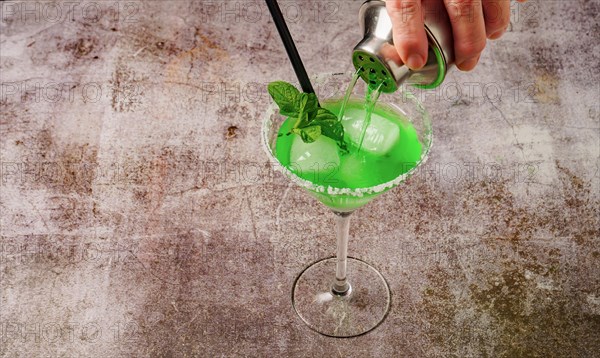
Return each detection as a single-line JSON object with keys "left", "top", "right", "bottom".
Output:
{"left": 262, "top": 72, "right": 432, "bottom": 337}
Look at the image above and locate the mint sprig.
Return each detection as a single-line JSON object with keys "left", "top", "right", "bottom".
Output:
{"left": 268, "top": 81, "right": 347, "bottom": 151}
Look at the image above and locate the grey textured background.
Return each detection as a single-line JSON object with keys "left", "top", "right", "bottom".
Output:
{"left": 1, "top": 0, "right": 599, "bottom": 356}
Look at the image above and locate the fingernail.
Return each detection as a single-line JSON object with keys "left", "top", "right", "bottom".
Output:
{"left": 406, "top": 54, "right": 424, "bottom": 70}
{"left": 458, "top": 55, "right": 480, "bottom": 72}
{"left": 489, "top": 28, "right": 506, "bottom": 40}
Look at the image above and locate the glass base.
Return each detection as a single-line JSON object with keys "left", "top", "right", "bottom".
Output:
{"left": 292, "top": 257, "right": 391, "bottom": 337}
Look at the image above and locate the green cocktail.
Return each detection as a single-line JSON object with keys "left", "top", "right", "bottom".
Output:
{"left": 262, "top": 72, "right": 431, "bottom": 337}
{"left": 274, "top": 98, "right": 423, "bottom": 211}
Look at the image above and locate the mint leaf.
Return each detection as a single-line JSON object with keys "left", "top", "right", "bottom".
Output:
{"left": 293, "top": 125, "right": 321, "bottom": 143}
{"left": 304, "top": 92, "right": 319, "bottom": 119}
{"left": 294, "top": 93, "right": 311, "bottom": 129}
{"left": 313, "top": 107, "right": 346, "bottom": 150}
{"left": 268, "top": 81, "right": 300, "bottom": 117}
{"left": 314, "top": 107, "right": 337, "bottom": 122}
{"left": 317, "top": 119, "right": 344, "bottom": 141}
{"left": 268, "top": 80, "right": 347, "bottom": 149}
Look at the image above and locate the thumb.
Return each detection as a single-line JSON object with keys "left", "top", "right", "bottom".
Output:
{"left": 386, "top": 0, "right": 428, "bottom": 70}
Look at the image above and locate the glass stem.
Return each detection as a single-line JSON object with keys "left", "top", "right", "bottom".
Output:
{"left": 332, "top": 211, "right": 352, "bottom": 295}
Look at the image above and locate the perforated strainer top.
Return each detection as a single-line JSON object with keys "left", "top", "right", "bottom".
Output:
{"left": 352, "top": 51, "right": 397, "bottom": 93}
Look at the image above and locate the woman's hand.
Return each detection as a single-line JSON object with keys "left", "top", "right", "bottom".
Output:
{"left": 386, "top": 0, "right": 527, "bottom": 71}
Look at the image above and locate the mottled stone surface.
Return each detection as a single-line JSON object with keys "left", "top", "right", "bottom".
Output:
{"left": 1, "top": 0, "right": 599, "bottom": 356}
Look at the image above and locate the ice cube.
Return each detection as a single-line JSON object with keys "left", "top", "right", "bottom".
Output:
{"left": 339, "top": 155, "right": 373, "bottom": 188}
{"left": 342, "top": 108, "right": 400, "bottom": 156}
{"left": 289, "top": 134, "right": 341, "bottom": 179}
{"left": 337, "top": 153, "right": 381, "bottom": 188}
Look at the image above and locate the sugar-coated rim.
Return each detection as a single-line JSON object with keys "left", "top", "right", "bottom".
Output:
{"left": 261, "top": 72, "right": 433, "bottom": 198}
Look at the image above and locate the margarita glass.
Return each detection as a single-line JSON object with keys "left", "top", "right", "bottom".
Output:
{"left": 262, "top": 72, "right": 432, "bottom": 337}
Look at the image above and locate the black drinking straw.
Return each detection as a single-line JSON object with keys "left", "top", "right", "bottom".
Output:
{"left": 265, "top": 0, "right": 316, "bottom": 95}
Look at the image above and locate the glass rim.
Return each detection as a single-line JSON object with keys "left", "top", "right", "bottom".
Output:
{"left": 261, "top": 72, "right": 433, "bottom": 197}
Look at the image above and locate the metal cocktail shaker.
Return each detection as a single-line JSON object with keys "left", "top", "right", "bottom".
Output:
{"left": 353, "top": 0, "right": 455, "bottom": 93}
